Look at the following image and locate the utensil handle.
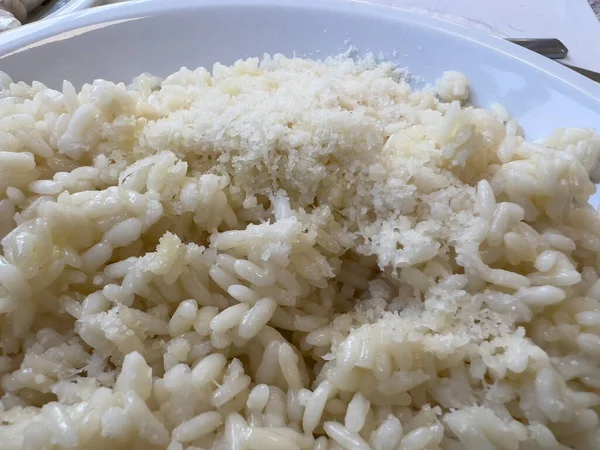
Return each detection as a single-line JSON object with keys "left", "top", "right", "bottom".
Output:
{"left": 506, "top": 38, "right": 568, "bottom": 60}
{"left": 561, "top": 63, "right": 600, "bottom": 84}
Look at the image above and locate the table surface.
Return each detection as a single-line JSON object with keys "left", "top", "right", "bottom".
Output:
{"left": 377, "top": 0, "right": 600, "bottom": 72}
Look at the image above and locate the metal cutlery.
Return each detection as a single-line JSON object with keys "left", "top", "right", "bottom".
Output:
{"left": 506, "top": 37, "right": 600, "bottom": 83}
{"left": 560, "top": 63, "right": 600, "bottom": 83}
{"left": 506, "top": 38, "right": 569, "bottom": 60}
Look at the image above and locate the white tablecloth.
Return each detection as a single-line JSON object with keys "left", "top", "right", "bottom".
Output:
{"left": 370, "top": 0, "right": 600, "bottom": 72}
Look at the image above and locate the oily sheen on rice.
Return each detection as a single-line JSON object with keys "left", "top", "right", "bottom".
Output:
{"left": 0, "top": 54, "right": 600, "bottom": 449}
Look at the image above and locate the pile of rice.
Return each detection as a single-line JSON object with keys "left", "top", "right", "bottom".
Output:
{"left": 1, "top": 54, "right": 600, "bottom": 450}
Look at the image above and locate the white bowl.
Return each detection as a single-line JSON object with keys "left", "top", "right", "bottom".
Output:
{"left": 1, "top": 0, "right": 599, "bottom": 139}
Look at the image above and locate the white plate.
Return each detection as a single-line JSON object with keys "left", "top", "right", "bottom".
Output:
{"left": 1, "top": 0, "right": 600, "bottom": 200}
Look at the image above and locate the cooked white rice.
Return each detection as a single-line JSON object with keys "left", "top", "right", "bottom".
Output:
{"left": 1, "top": 53, "right": 600, "bottom": 449}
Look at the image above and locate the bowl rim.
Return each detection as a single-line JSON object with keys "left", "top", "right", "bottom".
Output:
{"left": 1, "top": 0, "right": 600, "bottom": 103}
